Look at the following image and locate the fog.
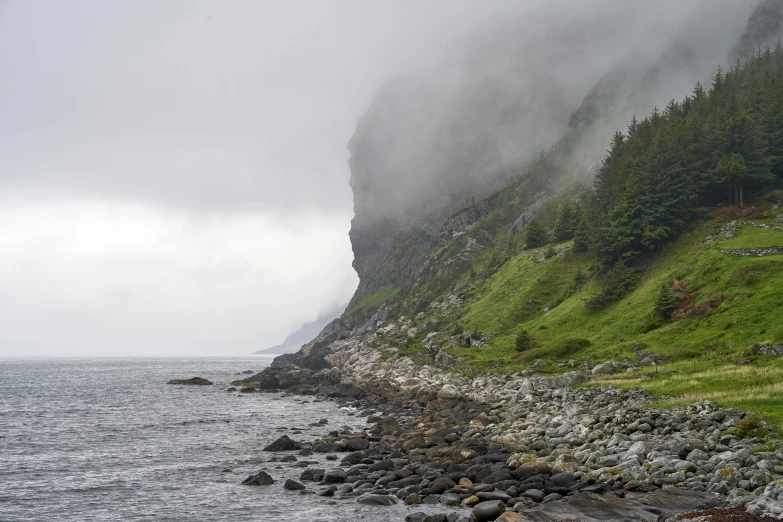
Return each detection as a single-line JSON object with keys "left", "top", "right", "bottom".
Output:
{"left": 0, "top": 0, "right": 763, "bottom": 355}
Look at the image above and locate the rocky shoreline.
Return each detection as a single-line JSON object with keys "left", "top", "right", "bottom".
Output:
{"left": 232, "top": 317, "right": 783, "bottom": 521}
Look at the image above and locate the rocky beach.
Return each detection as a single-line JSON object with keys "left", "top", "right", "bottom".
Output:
{"left": 228, "top": 312, "right": 783, "bottom": 522}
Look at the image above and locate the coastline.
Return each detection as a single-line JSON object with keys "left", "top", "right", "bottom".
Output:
{"left": 230, "top": 317, "right": 783, "bottom": 521}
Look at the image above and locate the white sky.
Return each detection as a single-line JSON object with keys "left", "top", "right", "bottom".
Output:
{"left": 0, "top": 0, "right": 527, "bottom": 355}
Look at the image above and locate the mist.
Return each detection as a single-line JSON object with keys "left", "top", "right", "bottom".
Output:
{"left": 0, "top": 0, "right": 764, "bottom": 356}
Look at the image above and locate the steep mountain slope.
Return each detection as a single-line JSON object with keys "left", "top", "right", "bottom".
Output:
{"left": 265, "top": 0, "right": 783, "bottom": 424}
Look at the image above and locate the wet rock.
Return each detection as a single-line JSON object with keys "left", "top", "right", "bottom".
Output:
{"left": 322, "top": 468, "right": 347, "bottom": 484}
{"left": 347, "top": 437, "right": 370, "bottom": 451}
{"left": 241, "top": 470, "right": 274, "bottom": 486}
{"left": 473, "top": 499, "right": 506, "bottom": 521}
{"left": 357, "top": 494, "right": 399, "bottom": 505}
{"left": 283, "top": 479, "right": 305, "bottom": 491}
{"left": 263, "top": 435, "right": 297, "bottom": 451}
{"left": 167, "top": 377, "right": 213, "bottom": 385}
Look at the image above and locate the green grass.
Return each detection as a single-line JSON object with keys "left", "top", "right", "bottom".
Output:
{"left": 722, "top": 225, "right": 783, "bottom": 249}
{"left": 439, "top": 215, "right": 783, "bottom": 424}
{"left": 346, "top": 285, "right": 399, "bottom": 317}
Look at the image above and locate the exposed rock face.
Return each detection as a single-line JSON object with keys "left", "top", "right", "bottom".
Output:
{"left": 732, "top": 0, "right": 783, "bottom": 62}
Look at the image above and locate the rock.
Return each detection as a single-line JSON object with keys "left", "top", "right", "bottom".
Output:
{"left": 550, "top": 472, "right": 576, "bottom": 488}
{"left": 591, "top": 361, "right": 618, "bottom": 375}
{"left": 167, "top": 377, "right": 213, "bottom": 385}
{"left": 439, "top": 492, "right": 462, "bottom": 506}
{"left": 283, "top": 479, "right": 305, "bottom": 491}
{"left": 428, "top": 477, "right": 457, "bottom": 494}
{"left": 497, "top": 513, "right": 527, "bottom": 522}
{"left": 521, "top": 488, "right": 545, "bottom": 502}
{"left": 473, "top": 500, "right": 506, "bottom": 521}
{"left": 299, "top": 468, "right": 325, "bottom": 482}
{"left": 406, "top": 513, "right": 427, "bottom": 522}
{"left": 263, "top": 435, "right": 297, "bottom": 451}
{"left": 423, "top": 515, "right": 448, "bottom": 522}
{"left": 322, "top": 468, "right": 347, "bottom": 484}
{"left": 347, "top": 437, "right": 370, "bottom": 451}
{"left": 357, "top": 494, "right": 399, "bottom": 506}
{"left": 405, "top": 493, "right": 423, "bottom": 505}
{"left": 241, "top": 470, "right": 274, "bottom": 486}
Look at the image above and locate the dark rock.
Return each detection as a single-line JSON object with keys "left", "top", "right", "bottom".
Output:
{"left": 347, "top": 437, "right": 371, "bottom": 451}
{"left": 521, "top": 489, "right": 545, "bottom": 502}
{"left": 422, "top": 494, "right": 441, "bottom": 504}
{"left": 313, "top": 442, "right": 341, "bottom": 453}
{"left": 322, "top": 468, "right": 347, "bottom": 484}
{"left": 283, "top": 479, "right": 306, "bottom": 491}
{"left": 317, "top": 485, "right": 337, "bottom": 497}
{"left": 477, "top": 491, "right": 511, "bottom": 502}
{"left": 263, "top": 435, "right": 297, "bottom": 452}
{"left": 167, "top": 377, "right": 213, "bottom": 385}
{"left": 521, "top": 487, "right": 724, "bottom": 521}
{"left": 406, "top": 513, "right": 427, "bottom": 522}
{"left": 241, "top": 470, "right": 274, "bottom": 486}
{"left": 341, "top": 450, "right": 366, "bottom": 465}
{"left": 439, "top": 492, "right": 462, "bottom": 506}
{"left": 357, "top": 494, "right": 399, "bottom": 506}
{"left": 549, "top": 472, "right": 576, "bottom": 488}
{"left": 428, "top": 477, "right": 457, "bottom": 494}
{"left": 300, "top": 468, "right": 325, "bottom": 482}
{"left": 473, "top": 500, "right": 506, "bottom": 521}
{"left": 423, "top": 515, "right": 448, "bottom": 522}
{"left": 368, "top": 459, "right": 394, "bottom": 472}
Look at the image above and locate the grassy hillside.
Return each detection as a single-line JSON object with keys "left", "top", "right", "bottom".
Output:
{"left": 434, "top": 204, "right": 783, "bottom": 422}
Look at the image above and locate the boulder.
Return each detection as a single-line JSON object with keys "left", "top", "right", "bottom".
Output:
{"left": 283, "top": 479, "right": 305, "bottom": 491}
{"left": 322, "top": 468, "right": 347, "bottom": 484}
{"left": 263, "top": 435, "right": 297, "bottom": 451}
{"left": 473, "top": 500, "right": 506, "bottom": 521}
{"left": 241, "top": 470, "right": 274, "bottom": 486}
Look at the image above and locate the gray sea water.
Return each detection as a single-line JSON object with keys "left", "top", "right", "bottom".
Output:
{"left": 0, "top": 356, "right": 448, "bottom": 521}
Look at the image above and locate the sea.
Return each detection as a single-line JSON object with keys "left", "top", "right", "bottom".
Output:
{"left": 0, "top": 356, "right": 450, "bottom": 521}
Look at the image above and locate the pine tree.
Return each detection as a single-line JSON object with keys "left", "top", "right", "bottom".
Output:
{"left": 524, "top": 220, "right": 548, "bottom": 248}
{"left": 515, "top": 330, "right": 534, "bottom": 352}
{"left": 572, "top": 213, "right": 590, "bottom": 253}
{"left": 654, "top": 283, "right": 678, "bottom": 319}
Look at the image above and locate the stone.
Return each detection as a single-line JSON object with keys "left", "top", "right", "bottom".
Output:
{"left": 521, "top": 488, "right": 546, "bottom": 502}
{"left": 428, "top": 477, "right": 457, "bottom": 494}
{"left": 439, "top": 493, "right": 461, "bottom": 506}
{"left": 357, "top": 494, "right": 399, "bottom": 506}
{"left": 283, "top": 479, "right": 305, "bottom": 491}
{"left": 241, "top": 470, "right": 274, "bottom": 486}
{"left": 473, "top": 500, "right": 506, "bottom": 521}
{"left": 347, "top": 437, "right": 370, "bottom": 451}
{"left": 322, "top": 468, "right": 347, "bottom": 484}
{"left": 404, "top": 493, "right": 422, "bottom": 505}
{"left": 263, "top": 435, "right": 297, "bottom": 451}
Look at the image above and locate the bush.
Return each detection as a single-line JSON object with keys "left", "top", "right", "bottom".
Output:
{"left": 544, "top": 246, "right": 557, "bottom": 259}
{"left": 732, "top": 413, "right": 768, "bottom": 438}
{"left": 515, "top": 330, "right": 534, "bottom": 352}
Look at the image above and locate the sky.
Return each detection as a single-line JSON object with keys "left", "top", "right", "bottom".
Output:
{"left": 0, "top": 0, "right": 530, "bottom": 356}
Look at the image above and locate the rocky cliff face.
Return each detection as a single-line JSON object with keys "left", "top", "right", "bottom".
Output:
{"left": 346, "top": 1, "right": 760, "bottom": 313}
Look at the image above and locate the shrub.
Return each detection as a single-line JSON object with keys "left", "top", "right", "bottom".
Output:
{"left": 585, "top": 261, "right": 640, "bottom": 308}
{"left": 732, "top": 413, "right": 768, "bottom": 438}
{"left": 544, "top": 246, "right": 557, "bottom": 259}
{"left": 515, "top": 330, "right": 534, "bottom": 352}
{"left": 548, "top": 338, "right": 590, "bottom": 358}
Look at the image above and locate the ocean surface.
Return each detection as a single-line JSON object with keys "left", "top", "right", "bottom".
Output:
{"left": 0, "top": 356, "right": 449, "bottom": 521}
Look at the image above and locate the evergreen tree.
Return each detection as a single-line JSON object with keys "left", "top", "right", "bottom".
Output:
{"left": 654, "top": 283, "right": 678, "bottom": 319}
{"left": 572, "top": 212, "right": 590, "bottom": 253}
{"left": 524, "top": 219, "right": 548, "bottom": 248}
{"left": 553, "top": 201, "right": 578, "bottom": 240}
